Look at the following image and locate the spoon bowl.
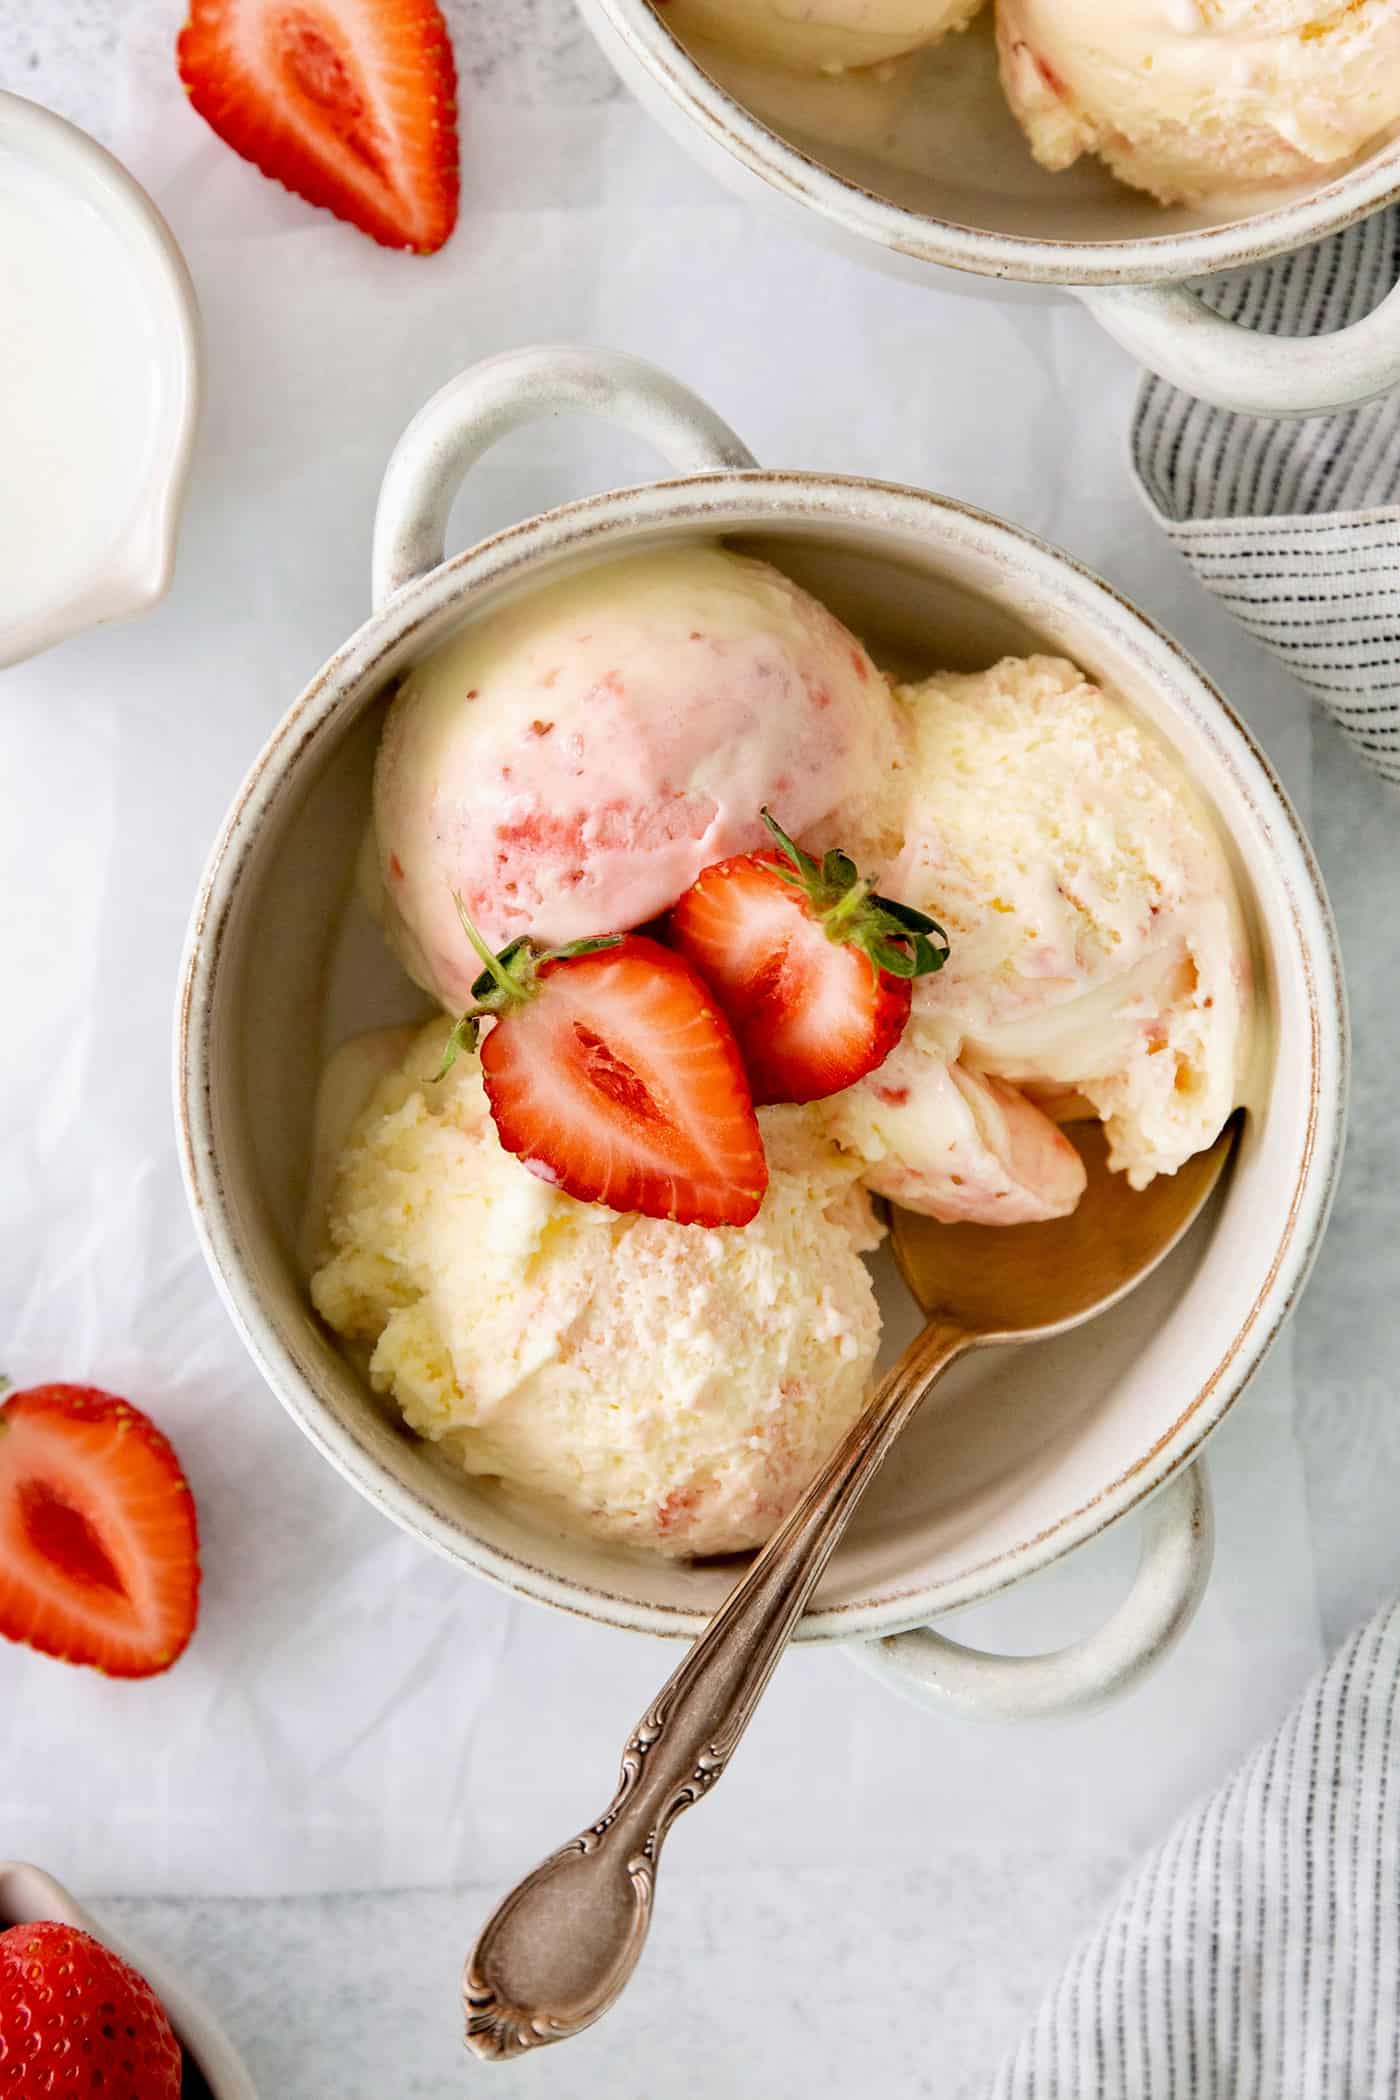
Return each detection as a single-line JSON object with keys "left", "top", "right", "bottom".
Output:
{"left": 463, "top": 1114, "right": 1239, "bottom": 2059}
{"left": 891, "top": 1117, "right": 1239, "bottom": 1339}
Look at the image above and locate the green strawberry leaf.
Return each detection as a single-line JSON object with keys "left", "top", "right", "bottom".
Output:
{"left": 434, "top": 1011, "right": 481, "bottom": 1080}
{"left": 756, "top": 808, "right": 951, "bottom": 981}
{"left": 443, "top": 900, "right": 623, "bottom": 1087}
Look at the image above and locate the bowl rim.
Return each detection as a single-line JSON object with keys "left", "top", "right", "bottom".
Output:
{"left": 579, "top": 0, "right": 1400, "bottom": 287}
{"left": 175, "top": 467, "right": 1348, "bottom": 1643}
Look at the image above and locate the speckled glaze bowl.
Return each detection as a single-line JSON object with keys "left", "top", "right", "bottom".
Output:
{"left": 176, "top": 346, "right": 1346, "bottom": 1720}
{"left": 573, "top": 0, "right": 1400, "bottom": 416}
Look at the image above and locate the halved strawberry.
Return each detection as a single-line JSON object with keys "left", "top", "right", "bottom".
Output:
{"left": 0, "top": 1385, "right": 200, "bottom": 1679}
{"left": 439, "top": 918, "right": 768, "bottom": 1227}
{"left": 177, "top": 0, "right": 459, "bottom": 254}
{"left": 666, "top": 810, "right": 949, "bottom": 1106}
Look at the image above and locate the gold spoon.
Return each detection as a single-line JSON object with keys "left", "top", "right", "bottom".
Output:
{"left": 463, "top": 1115, "right": 1238, "bottom": 2060}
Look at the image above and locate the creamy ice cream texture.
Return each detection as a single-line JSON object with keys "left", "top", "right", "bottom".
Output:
{"left": 660, "top": 0, "right": 985, "bottom": 74}
{"left": 996, "top": 0, "right": 1400, "bottom": 204}
{"left": 330, "top": 548, "right": 1253, "bottom": 1556}
{"left": 825, "top": 655, "right": 1251, "bottom": 1217}
{"left": 311, "top": 1021, "right": 882, "bottom": 1559}
{"left": 371, "top": 546, "right": 901, "bottom": 1013}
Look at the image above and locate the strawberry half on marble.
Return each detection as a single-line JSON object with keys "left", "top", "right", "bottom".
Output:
{"left": 438, "top": 912, "right": 769, "bottom": 1227}
{"left": 0, "top": 1384, "right": 200, "bottom": 1678}
{"left": 666, "top": 809, "right": 949, "bottom": 1106}
{"left": 177, "top": 0, "right": 460, "bottom": 253}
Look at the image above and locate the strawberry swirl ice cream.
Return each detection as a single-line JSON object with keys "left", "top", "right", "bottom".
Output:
{"left": 825, "top": 654, "right": 1252, "bottom": 1219}
{"left": 315, "top": 548, "right": 1254, "bottom": 1558}
{"left": 370, "top": 546, "right": 904, "bottom": 1012}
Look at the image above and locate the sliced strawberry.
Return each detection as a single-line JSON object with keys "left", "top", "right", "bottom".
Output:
{"left": 439, "top": 920, "right": 768, "bottom": 1226}
{"left": 178, "top": 0, "right": 459, "bottom": 254}
{"left": 0, "top": 1385, "right": 200, "bottom": 1679}
{"left": 666, "top": 810, "right": 949, "bottom": 1106}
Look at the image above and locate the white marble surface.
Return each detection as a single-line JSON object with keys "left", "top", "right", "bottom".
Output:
{"left": 2, "top": 3, "right": 1399, "bottom": 2095}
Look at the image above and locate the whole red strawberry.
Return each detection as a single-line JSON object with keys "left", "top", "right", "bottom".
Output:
{"left": 0, "top": 1921, "right": 182, "bottom": 2100}
{"left": 0, "top": 1385, "right": 200, "bottom": 1678}
{"left": 667, "top": 809, "right": 950, "bottom": 1105}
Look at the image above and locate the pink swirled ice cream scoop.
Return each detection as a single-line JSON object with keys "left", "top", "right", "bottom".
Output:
{"left": 369, "top": 546, "right": 904, "bottom": 1013}
{"left": 824, "top": 654, "right": 1253, "bottom": 1222}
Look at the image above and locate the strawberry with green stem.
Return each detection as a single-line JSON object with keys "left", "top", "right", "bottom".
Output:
{"left": 666, "top": 808, "right": 949, "bottom": 1106}
{"left": 439, "top": 904, "right": 768, "bottom": 1228}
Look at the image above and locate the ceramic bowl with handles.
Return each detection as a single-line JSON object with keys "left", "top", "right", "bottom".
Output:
{"left": 176, "top": 345, "right": 1346, "bottom": 1721}
{"left": 572, "top": 1, "right": 1400, "bottom": 417}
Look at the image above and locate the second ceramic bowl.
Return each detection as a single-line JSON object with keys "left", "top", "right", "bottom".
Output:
{"left": 176, "top": 345, "right": 1345, "bottom": 1720}
{"left": 574, "top": 1, "right": 1400, "bottom": 415}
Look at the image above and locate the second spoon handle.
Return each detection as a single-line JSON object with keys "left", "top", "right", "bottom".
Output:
{"left": 465, "top": 1315, "right": 972, "bottom": 2059}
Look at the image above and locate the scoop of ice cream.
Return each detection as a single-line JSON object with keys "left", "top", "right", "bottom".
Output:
{"left": 825, "top": 654, "right": 1250, "bottom": 1208}
{"left": 827, "top": 1037, "right": 1088, "bottom": 1223}
{"left": 997, "top": 0, "right": 1400, "bottom": 204}
{"left": 310, "top": 1020, "right": 883, "bottom": 1558}
{"left": 371, "top": 546, "right": 903, "bottom": 1013}
{"left": 664, "top": 0, "right": 985, "bottom": 74}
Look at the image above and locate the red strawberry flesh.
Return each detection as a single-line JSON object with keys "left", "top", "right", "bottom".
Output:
{"left": 668, "top": 850, "right": 915, "bottom": 1105}
{"left": 0, "top": 1385, "right": 200, "bottom": 1678}
{"left": 478, "top": 935, "right": 768, "bottom": 1227}
{"left": 177, "top": 0, "right": 459, "bottom": 253}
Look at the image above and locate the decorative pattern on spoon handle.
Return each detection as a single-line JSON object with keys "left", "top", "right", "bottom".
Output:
{"left": 464, "top": 1316, "right": 970, "bottom": 2059}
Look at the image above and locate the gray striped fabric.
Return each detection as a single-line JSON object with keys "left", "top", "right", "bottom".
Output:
{"left": 990, "top": 1601, "right": 1400, "bottom": 2097}
{"left": 1133, "top": 208, "right": 1400, "bottom": 789}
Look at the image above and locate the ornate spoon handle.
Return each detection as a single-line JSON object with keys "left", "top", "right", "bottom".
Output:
{"left": 464, "top": 1316, "right": 971, "bottom": 2059}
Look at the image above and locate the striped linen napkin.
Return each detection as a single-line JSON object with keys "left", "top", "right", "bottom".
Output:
{"left": 1133, "top": 207, "right": 1400, "bottom": 789}
{"left": 990, "top": 1599, "right": 1400, "bottom": 2097}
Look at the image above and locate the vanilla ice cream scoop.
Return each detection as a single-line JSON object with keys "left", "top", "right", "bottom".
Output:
{"left": 997, "top": 0, "right": 1400, "bottom": 204}
{"left": 371, "top": 546, "right": 903, "bottom": 1012}
{"left": 663, "top": 0, "right": 985, "bottom": 74}
{"left": 826, "top": 654, "right": 1251, "bottom": 1212}
{"left": 310, "top": 1022, "right": 883, "bottom": 1559}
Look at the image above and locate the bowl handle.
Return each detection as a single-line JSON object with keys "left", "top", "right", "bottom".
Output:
{"left": 848, "top": 1459, "right": 1212, "bottom": 1721}
{"left": 371, "top": 345, "right": 757, "bottom": 609}
{"left": 1078, "top": 279, "right": 1400, "bottom": 418}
